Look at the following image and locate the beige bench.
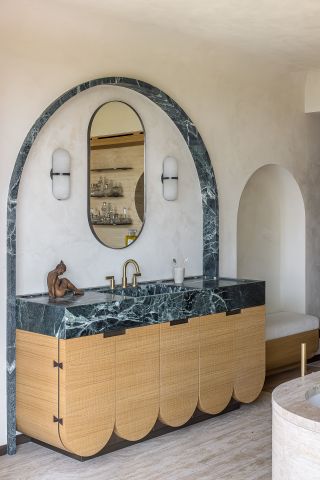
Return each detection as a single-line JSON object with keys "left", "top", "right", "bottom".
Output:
{"left": 265, "top": 311, "right": 319, "bottom": 375}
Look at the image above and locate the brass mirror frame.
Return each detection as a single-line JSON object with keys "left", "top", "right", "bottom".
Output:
{"left": 87, "top": 100, "right": 146, "bottom": 249}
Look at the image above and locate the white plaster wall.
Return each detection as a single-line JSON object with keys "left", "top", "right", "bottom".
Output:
{"left": 16, "top": 85, "right": 202, "bottom": 293}
{"left": 280, "top": 168, "right": 306, "bottom": 312}
{"left": 305, "top": 70, "right": 320, "bottom": 113}
{"left": 237, "top": 166, "right": 282, "bottom": 312}
{"left": 1, "top": 1, "right": 320, "bottom": 445}
{"left": 91, "top": 101, "right": 142, "bottom": 136}
{"left": 237, "top": 165, "right": 305, "bottom": 314}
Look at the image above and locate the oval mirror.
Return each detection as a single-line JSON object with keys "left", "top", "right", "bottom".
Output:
{"left": 88, "top": 101, "right": 145, "bottom": 248}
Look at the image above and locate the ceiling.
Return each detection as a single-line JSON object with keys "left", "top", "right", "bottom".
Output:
{"left": 4, "top": 0, "right": 320, "bottom": 70}
{"left": 55, "top": 0, "right": 320, "bottom": 70}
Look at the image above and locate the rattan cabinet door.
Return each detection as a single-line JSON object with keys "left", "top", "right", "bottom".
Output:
{"left": 58, "top": 334, "right": 116, "bottom": 457}
{"left": 198, "top": 313, "right": 233, "bottom": 414}
{"left": 16, "top": 330, "right": 63, "bottom": 450}
{"left": 233, "top": 306, "right": 265, "bottom": 403}
{"left": 115, "top": 324, "right": 160, "bottom": 441}
{"left": 159, "top": 318, "right": 199, "bottom": 427}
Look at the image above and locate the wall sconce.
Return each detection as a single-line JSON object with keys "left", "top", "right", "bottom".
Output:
{"left": 50, "top": 148, "right": 71, "bottom": 200}
{"left": 161, "top": 156, "right": 178, "bottom": 201}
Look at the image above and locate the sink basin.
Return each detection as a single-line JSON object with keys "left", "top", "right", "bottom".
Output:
{"left": 306, "top": 389, "right": 320, "bottom": 408}
{"left": 98, "top": 283, "right": 196, "bottom": 298}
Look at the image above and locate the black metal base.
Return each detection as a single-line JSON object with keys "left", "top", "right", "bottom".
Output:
{"left": 29, "top": 399, "right": 240, "bottom": 462}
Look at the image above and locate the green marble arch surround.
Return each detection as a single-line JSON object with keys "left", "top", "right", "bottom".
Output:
{"left": 6, "top": 77, "right": 219, "bottom": 454}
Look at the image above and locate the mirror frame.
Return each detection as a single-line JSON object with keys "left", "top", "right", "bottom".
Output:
{"left": 87, "top": 100, "right": 146, "bottom": 249}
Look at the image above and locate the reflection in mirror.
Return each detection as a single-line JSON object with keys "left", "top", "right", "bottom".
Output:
{"left": 135, "top": 173, "right": 144, "bottom": 222}
{"left": 88, "top": 102, "right": 145, "bottom": 248}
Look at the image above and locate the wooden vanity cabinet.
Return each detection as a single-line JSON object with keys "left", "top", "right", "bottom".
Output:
{"left": 16, "top": 305, "right": 265, "bottom": 458}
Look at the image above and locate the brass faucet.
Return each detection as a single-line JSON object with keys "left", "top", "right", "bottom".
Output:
{"left": 122, "top": 259, "right": 141, "bottom": 288}
{"left": 105, "top": 275, "right": 115, "bottom": 290}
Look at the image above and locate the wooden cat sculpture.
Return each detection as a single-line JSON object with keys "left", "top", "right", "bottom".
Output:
{"left": 47, "top": 260, "right": 84, "bottom": 298}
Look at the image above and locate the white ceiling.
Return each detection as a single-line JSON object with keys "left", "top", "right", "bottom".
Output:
{"left": 52, "top": 0, "right": 320, "bottom": 70}
{"left": 4, "top": 0, "right": 320, "bottom": 70}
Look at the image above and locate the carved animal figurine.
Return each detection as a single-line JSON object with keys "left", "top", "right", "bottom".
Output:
{"left": 47, "top": 260, "right": 84, "bottom": 298}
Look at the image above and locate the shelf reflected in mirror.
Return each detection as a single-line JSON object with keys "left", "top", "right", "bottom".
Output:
{"left": 88, "top": 101, "right": 145, "bottom": 249}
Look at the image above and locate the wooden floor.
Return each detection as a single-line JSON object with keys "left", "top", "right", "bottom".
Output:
{"left": 3, "top": 365, "right": 317, "bottom": 480}
{"left": 0, "top": 393, "right": 272, "bottom": 480}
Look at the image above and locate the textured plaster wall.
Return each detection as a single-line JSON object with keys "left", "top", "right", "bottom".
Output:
{"left": 305, "top": 70, "right": 320, "bottom": 112}
{"left": 1, "top": 2, "right": 320, "bottom": 444}
{"left": 237, "top": 165, "right": 305, "bottom": 314}
{"left": 16, "top": 85, "right": 202, "bottom": 294}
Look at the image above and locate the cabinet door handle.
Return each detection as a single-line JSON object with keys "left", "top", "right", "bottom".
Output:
{"left": 169, "top": 318, "right": 189, "bottom": 326}
{"left": 226, "top": 309, "right": 241, "bottom": 316}
{"left": 103, "top": 329, "right": 126, "bottom": 338}
{"left": 53, "top": 416, "right": 63, "bottom": 425}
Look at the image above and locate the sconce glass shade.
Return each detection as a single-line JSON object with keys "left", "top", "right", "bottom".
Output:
{"left": 162, "top": 156, "right": 178, "bottom": 201}
{"left": 51, "top": 148, "right": 71, "bottom": 200}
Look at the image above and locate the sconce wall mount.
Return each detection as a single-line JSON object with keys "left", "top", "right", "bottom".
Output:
{"left": 51, "top": 148, "right": 71, "bottom": 200}
{"left": 162, "top": 156, "right": 178, "bottom": 201}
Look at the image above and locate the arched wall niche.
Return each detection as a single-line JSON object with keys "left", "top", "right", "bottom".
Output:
{"left": 237, "top": 164, "right": 305, "bottom": 314}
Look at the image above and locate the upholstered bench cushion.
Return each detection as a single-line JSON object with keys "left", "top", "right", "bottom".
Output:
{"left": 266, "top": 312, "right": 319, "bottom": 341}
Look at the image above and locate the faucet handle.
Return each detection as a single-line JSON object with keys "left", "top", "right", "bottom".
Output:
{"left": 106, "top": 275, "right": 115, "bottom": 290}
{"left": 132, "top": 272, "right": 141, "bottom": 288}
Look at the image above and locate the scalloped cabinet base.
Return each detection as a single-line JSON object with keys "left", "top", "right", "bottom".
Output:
{"left": 16, "top": 306, "right": 265, "bottom": 457}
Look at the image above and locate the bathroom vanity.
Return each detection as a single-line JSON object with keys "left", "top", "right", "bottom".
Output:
{"left": 7, "top": 77, "right": 264, "bottom": 457}
{"left": 16, "top": 277, "right": 265, "bottom": 459}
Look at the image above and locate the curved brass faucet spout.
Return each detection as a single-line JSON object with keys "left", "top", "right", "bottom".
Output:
{"left": 122, "top": 259, "right": 141, "bottom": 288}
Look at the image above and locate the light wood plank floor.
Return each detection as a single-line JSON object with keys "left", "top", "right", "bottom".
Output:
{"left": 0, "top": 393, "right": 271, "bottom": 480}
